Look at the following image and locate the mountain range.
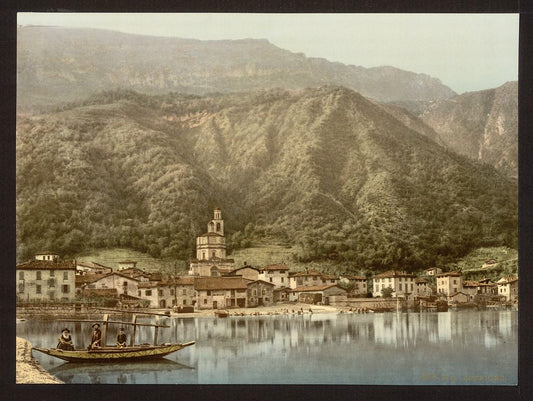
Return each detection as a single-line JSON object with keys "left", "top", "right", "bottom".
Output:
{"left": 17, "top": 25, "right": 456, "bottom": 112}
{"left": 16, "top": 87, "right": 517, "bottom": 271}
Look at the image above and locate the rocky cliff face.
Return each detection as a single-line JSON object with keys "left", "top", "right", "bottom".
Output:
{"left": 418, "top": 81, "right": 517, "bottom": 178}
{"left": 17, "top": 25, "right": 456, "bottom": 111}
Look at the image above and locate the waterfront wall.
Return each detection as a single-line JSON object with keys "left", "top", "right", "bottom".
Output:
{"left": 329, "top": 297, "right": 415, "bottom": 310}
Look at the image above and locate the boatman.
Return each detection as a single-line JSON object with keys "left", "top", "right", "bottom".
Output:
{"left": 116, "top": 327, "right": 127, "bottom": 348}
{"left": 57, "top": 328, "right": 74, "bottom": 351}
{"left": 88, "top": 323, "right": 102, "bottom": 350}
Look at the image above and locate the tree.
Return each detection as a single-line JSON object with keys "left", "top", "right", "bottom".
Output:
{"left": 381, "top": 287, "right": 394, "bottom": 298}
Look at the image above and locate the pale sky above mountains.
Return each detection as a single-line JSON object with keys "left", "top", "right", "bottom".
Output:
{"left": 17, "top": 13, "right": 518, "bottom": 94}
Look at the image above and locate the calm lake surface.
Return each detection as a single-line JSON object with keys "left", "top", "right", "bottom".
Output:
{"left": 16, "top": 309, "right": 517, "bottom": 385}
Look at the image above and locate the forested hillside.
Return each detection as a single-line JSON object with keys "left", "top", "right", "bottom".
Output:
{"left": 16, "top": 88, "right": 517, "bottom": 272}
{"left": 393, "top": 81, "right": 518, "bottom": 178}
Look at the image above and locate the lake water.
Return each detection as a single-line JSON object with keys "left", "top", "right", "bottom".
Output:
{"left": 16, "top": 309, "right": 518, "bottom": 385}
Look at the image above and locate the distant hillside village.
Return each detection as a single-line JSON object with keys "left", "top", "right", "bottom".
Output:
{"left": 16, "top": 209, "right": 518, "bottom": 311}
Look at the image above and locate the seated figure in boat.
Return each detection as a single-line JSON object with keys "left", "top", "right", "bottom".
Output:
{"left": 87, "top": 323, "right": 102, "bottom": 350}
{"left": 116, "top": 327, "right": 127, "bottom": 348}
{"left": 57, "top": 328, "right": 74, "bottom": 351}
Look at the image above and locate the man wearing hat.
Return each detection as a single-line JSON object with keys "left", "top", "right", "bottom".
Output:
{"left": 88, "top": 323, "right": 102, "bottom": 350}
{"left": 116, "top": 327, "right": 127, "bottom": 348}
{"left": 57, "top": 328, "right": 74, "bottom": 351}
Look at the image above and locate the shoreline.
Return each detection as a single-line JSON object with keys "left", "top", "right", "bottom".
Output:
{"left": 16, "top": 303, "right": 347, "bottom": 319}
{"left": 16, "top": 337, "right": 63, "bottom": 384}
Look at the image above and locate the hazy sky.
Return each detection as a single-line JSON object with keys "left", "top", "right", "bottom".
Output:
{"left": 17, "top": 13, "right": 519, "bottom": 94}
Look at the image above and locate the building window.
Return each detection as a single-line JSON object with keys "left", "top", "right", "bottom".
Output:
{"left": 269, "top": 277, "right": 273, "bottom": 282}
{"left": 18, "top": 283, "right": 24, "bottom": 293}
{"left": 36, "top": 285, "right": 41, "bottom": 294}
{"left": 123, "top": 281, "right": 128, "bottom": 287}
{"left": 281, "top": 277, "right": 284, "bottom": 283}
{"left": 202, "top": 252, "right": 206, "bottom": 259}
{"left": 183, "top": 299, "right": 187, "bottom": 305}
{"left": 389, "top": 278, "right": 392, "bottom": 283}
{"left": 399, "top": 284, "right": 402, "bottom": 291}
{"left": 36, "top": 271, "right": 41, "bottom": 280}
{"left": 207, "top": 290, "right": 211, "bottom": 296}
{"left": 253, "top": 289, "right": 257, "bottom": 296}
{"left": 146, "top": 290, "right": 152, "bottom": 296}
{"left": 182, "top": 289, "right": 187, "bottom": 295}
{"left": 204, "top": 299, "right": 207, "bottom": 304}
{"left": 63, "top": 272, "right": 68, "bottom": 280}
{"left": 19, "top": 271, "right": 24, "bottom": 280}
{"left": 170, "top": 289, "right": 175, "bottom": 296}
{"left": 138, "top": 290, "right": 141, "bottom": 296}
{"left": 50, "top": 270, "right": 55, "bottom": 277}
{"left": 262, "top": 289, "right": 266, "bottom": 295}
{"left": 411, "top": 284, "right": 414, "bottom": 291}
{"left": 62, "top": 285, "right": 69, "bottom": 293}
{"left": 158, "top": 290, "right": 163, "bottom": 296}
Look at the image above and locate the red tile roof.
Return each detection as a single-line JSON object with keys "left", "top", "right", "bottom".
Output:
{"left": 75, "top": 274, "right": 108, "bottom": 285}
{"left": 261, "top": 264, "right": 289, "bottom": 271}
{"left": 341, "top": 275, "right": 366, "bottom": 280}
{"left": 17, "top": 260, "right": 76, "bottom": 270}
{"left": 194, "top": 277, "right": 249, "bottom": 290}
{"left": 291, "top": 284, "right": 345, "bottom": 293}
{"left": 436, "top": 271, "right": 462, "bottom": 277}
{"left": 292, "top": 270, "right": 323, "bottom": 277}
{"left": 246, "top": 280, "right": 276, "bottom": 287}
{"left": 373, "top": 270, "right": 416, "bottom": 279}
{"left": 415, "top": 278, "right": 429, "bottom": 284}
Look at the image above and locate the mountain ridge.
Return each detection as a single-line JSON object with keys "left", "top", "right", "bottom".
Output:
{"left": 17, "top": 25, "right": 456, "bottom": 112}
{"left": 16, "top": 87, "right": 517, "bottom": 271}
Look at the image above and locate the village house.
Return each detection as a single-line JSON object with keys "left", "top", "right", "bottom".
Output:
{"left": 117, "top": 267, "right": 153, "bottom": 282}
{"left": 227, "top": 264, "right": 260, "bottom": 281}
{"left": 16, "top": 257, "right": 76, "bottom": 302}
{"left": 76, "top": 261, "right": 112, "bottom": 276}
{"left": 189, "top": 208, "right": 235, "bottom": 276}
{"left": 34, "top": 251, "right": 59, "bottom": 262}
{"left": 461, "top": 281, "right": 479, "bottom": 301}
{"left": 118, "top": 260, "right": 138, "bottom": 270}
{"left": 289, "top": 284, "right": 347, "bottom": 305}
{"left": 78, "top": 271, "right": 142, "bottom": 299}
{"left": 424, "top": 267, "right": 442, "bottom": 277}
{"left": 477, "top": 279, "right": 498, "bottom": 295}
{"left": 414, "top": 278, "right": 432, "bottom": 297}
{"left": 338, "top": 275, "right": 368, "bottom": 295}
{"left": 247, "top": 280, "right": 275, "bottom": 307}
{"left": 194, "top": 277, "right": 249, "bottom": 310}
{"left": 144, "top": 276, "right": 196, "bottom": 309}
{"left": 273, "top": 287, "right": 291, "bottom": 303}
{"left": 436, "top": 272, "right": 463, "bottom": 296}
{"left": 289, "top": 270, "right": 337, "bottom": 289}
{"left": 372, "top": 270, "right": 416, "bottom": 298}
{"left": 497, "top": 276, "right": 518, "bottom": 302}
{"left": 258, "top": 264, "right": 290, "bottom": 288}
{"left": 448, "top": 291, "right": 470, "bottom": 304}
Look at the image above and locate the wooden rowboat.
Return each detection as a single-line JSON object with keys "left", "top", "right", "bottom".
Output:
{"left": 33, "top": 310, "right": 195, "bottom": 363}
{"left": 33, "top": 342, "right": 195, "bottom": 363}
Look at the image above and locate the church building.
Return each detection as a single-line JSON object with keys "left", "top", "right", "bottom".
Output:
{"left": 188, "top": 208, "right": 235, "bottom": 276}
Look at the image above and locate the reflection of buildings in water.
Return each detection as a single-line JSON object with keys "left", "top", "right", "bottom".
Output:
{"left": 197, "top": 351, "right": 229, "bottom": 383}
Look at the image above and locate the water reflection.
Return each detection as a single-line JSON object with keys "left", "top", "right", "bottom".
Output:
{"left": 17, "top": 310, "right": 517, "bottom": 384}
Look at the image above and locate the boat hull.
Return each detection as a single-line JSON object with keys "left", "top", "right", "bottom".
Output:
{"left": 33, "top": 342, "right": 195, "bottom": 363}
